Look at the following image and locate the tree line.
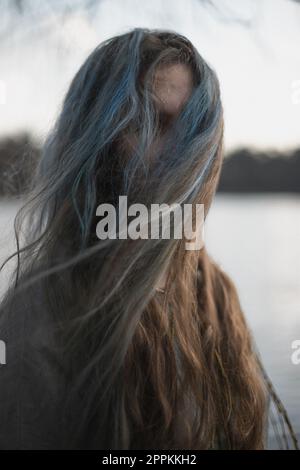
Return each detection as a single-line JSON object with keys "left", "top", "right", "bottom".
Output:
{"left": 0, "top": 133, "right": 299, "bottom": 197}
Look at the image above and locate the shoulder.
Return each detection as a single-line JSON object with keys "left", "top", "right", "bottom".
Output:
{"left": 0, "top": 283, "right": 68, "bottom": 449}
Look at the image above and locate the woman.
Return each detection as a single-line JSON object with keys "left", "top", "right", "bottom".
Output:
{"left": 0, "top": 28, "right": 297, "bottom": 450}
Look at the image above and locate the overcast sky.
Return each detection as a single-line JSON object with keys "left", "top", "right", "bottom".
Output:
{"left": 0, "top": 0, "right": 299, "bottom": 151}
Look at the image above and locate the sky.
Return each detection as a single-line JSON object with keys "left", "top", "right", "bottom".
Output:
{"left": 0, "top": 0, "right": 300, "bottom": 151}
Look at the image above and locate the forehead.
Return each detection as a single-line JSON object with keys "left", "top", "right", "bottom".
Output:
{"left": 153, "top": 63, "right": 194, "bottom": 116}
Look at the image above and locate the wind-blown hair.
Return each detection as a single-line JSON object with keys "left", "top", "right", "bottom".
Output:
{"left": 0, "top": 28, "right": 298, "bottom": 450}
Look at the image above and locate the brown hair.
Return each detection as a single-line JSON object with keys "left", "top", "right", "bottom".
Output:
{"left": 124, "top": 144, "right": 267, "bottom": 449}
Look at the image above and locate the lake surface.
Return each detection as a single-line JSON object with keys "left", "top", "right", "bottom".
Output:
{"left": 206, "top": 194, "right": 300, "bottom": 448}
{"left": 0, "top": 194, "right": 299, "bottom": 448}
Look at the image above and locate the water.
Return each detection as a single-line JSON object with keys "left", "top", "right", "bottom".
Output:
{"left": 206, "top": 194, "right": 300, "bottom": 446}
{"left": 0, "top": 194, "right": 299, "bottom": 446}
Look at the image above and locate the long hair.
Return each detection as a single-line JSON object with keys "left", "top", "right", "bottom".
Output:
{"left": 0, "top": 28, "right": 297, "bottom": 450}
